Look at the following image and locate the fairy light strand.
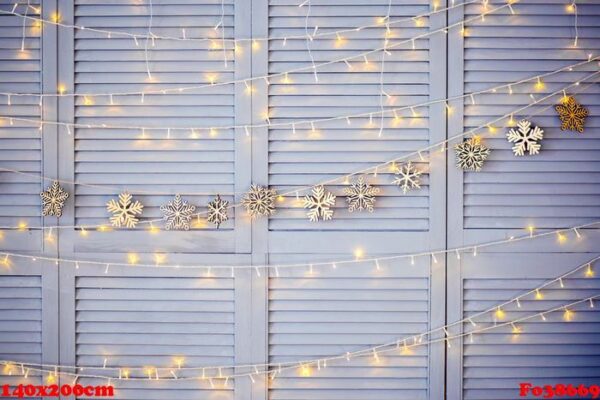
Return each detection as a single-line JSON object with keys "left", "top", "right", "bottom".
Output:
{"left": 3, "top": 290, "right": 598, "bottom": 382}
{"left": 0, "top": 221, "right": 597, "bottom": 271}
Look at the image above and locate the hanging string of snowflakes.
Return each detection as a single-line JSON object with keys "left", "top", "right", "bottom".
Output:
{"left": 39, "top": 95, "right": 588, "bottom": 226}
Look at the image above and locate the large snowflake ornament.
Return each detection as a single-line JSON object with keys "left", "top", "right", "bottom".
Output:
{"left": 555, "top": 96, "right": 588, "bottom": 133}
{"left": 40, "top": 181, "right": 69, "bottom": 217}
{"left": 242, "top": 184, "right": 277, "bottom": 218}
{"left": 392, "top": 162, "right": 422, "bottom": 194}
{"left": 344, "top": 176, "right": 379, "bottom": 213}
{"left": 160, "top": 194, "right": 196, "bottom": 230}
{"left": 506, "top": 119, "right": 544, "bottom": 156}
{"left": 303, "top": 185, "right": 336, "bottom": 222}
{"left": 454, "top": 137, "right": 491, "bottom": 172}
{"left": 207, "top": 195, "right": 229, "bottom": 228}
{"left": 106, "top": 192, "right": 144, "bottom": 228}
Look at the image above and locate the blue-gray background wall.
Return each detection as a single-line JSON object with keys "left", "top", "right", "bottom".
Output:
{"left": 0, "top": 0, "right": 599, "bottom": 399}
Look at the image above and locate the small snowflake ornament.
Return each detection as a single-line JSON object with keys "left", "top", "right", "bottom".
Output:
{"left": 207, "top": 195, "right": 229, "bottom": 228}
{"left": 242, "top": 184, "right": 277, "bottom": 218}
{"left": 506, "top": 119, "right": 544, "bottom": 156}
{"left": 555, "top": 96, "right": 588, "bottom": 133}
{"left": 106, "top": 192, "right": 144, "bottom": 228}
{"left": 392, "top": 162, "right": 422, "bottom": 194}
{"left": 454, "top": 137, "right": 491, "bottom": 172}
{"left": 303, "top": 185, "right": 336, "bottom": 222}
{"left": 344, "top": 176, "right": 379, "bottom": 213}
{"left": 160, "top": 194, "right": 196, "bottom": 230}
{"left": 40, "top": 181, "right": 69, "bottom": 217}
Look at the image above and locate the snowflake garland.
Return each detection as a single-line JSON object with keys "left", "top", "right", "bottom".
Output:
{"left": 106, "top": 192, "right": 144, "bottom": 228}
{"left": 506, "top": 119, "right": 544, "bottom": 156}
{"left": 344, "top": 176, "right": 379, "bottom": 213}
{"left": 555, "top": 96, "right": 588, "bottom": 133}
{"left": 454, "top": 137, "right": 491, "bottom": 172}
{"left": 40, "top": 181, "right": 69, "bottom": 217}
{"left": 392, "top": 162, "right": 422, "bottom": 194}
{"left": 207, "top": 195, "right": 229, "bottom": 228}
{"left": 160, "top": 194, "right": 196, "bottom": 230}
{"left": 242, "top": 184, "right": 277, "bottom": 218}
{"left": 303, "top": 185, "right": 336, "bottom": 222}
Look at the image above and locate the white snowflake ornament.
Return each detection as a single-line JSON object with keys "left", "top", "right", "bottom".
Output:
{"left": 506, "top": 119, "right": 544, "bottom": 156}
{"left": 454, "top": 137, "right": 490, "bottom": 172}
{"left": 344, "top": 176, "right": 379, "bottom": 213}
{"left": 40, "top": 181, "right": 69, "bottom": 217}
{"left": 160, "top": 194, "right": 196, "bottom": 230}
{"left": 303, "top": 185, "right": 336, "bottom": 222}
{"left": 106, "top": 192, "right": 144, "bottom": 228}
{"left": 392, "top": 162, "right": 422, "bottom": 194}
{"left": 207, "top": 195, "right": 229, "bottom": 228}
{"left": 242, "top": 184, "right": 277, "bottom": 218}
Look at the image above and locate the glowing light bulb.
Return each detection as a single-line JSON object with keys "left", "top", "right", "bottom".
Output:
{"left": 495, "top": 307, "right": 505, "bottom": 320}
{"left": 300, "top": 364, "right": 311, "bottom": 377}
{"left": 585, "top": 264, "right": 594, "bottom": 278}
{"left": 535, "top": 289, "right": 543, "bottom": 300}
{"left": 127, "top": 253, "right": 139, "bottom": 265}
{"left": 563, "top": 308, "right": 574, "bottom": 321}
{"left": 535, "top": 77, "right": 545, "bottom": 91}
{"left": 354, "top": 248, "right": 364, "bottom": 260}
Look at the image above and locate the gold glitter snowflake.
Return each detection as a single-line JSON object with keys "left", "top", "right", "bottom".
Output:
{"left": 106, "top": 192, "right": 144, "bottom": 228}
{"left": 207, "top": 195, "right": 229, "bottom": 228}
{"left": 392, "top": 162, "right": 422, "bottom": 194}
{"left": 555, "top": 96, "right": 588, "bottom": 133}
{"left": 454, "top": 137, "right": 490, "bottom": 172}
{"left": 242, "top": 184, "right": 277, "bottom": 218}
{"left": 344, "top": 176, "right": 379, "bottom": 212}
{"left": 303, "top": 185, "right": 336, "bottom": 222}
{"left": 40, "top": 181, "right": 69, "bottom": 217}
{"left": 160, "top": 194, "right": 196, "bottom": 231}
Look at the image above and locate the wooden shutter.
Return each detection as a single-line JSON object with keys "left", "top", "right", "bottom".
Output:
{"left": 268, "top": 258, "right": 431, "bottom": 400}
{"left": 448, "top": 0, "right": 600, "bottom": 244}
{"left": 448, "top": 252, "right": 600, "bottom": 400}
{"left": 0, "top": 2, "right": 43, "bottom": 250}
{"left": 66, "top": 0, "right": 250, "bottom": 254}
{"left": 0, "top": 261, "right": 58, "bottom": 399}
{"left": 266, "top": 0, "right": 447, "bottom": 253}
{"left": 74, "top": 270, "right": 235, "bottom": 399}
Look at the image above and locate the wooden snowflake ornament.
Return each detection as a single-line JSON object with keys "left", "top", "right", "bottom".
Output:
{"left": 303, "top": 185, "right": 336, "bottom": 222}
{"left": 207, "top": 195, "right": 229, "bottom": 228}
{"left": 454, "top": 137, "right": 490, "bottom": 172}
{"left": 392, "top": 162, "right": 422, "bottom": 194}
{"left": 40, "top": 181, "right": 69, "bottom": 217}
{"left": 106, "top": 192, "right": 144, "bottom": 228}
{"left": 160, "top": 194, "right": 196, "bottom": 231}
{"left": 344, "top": 176, "right": 379, "bottom": 213}
{"left": 555, "top": 96, "right": 588, "bottom": 133}
{"left": 242, "top": 184, "right": 277, "bottom": 218}
{"left": 506, "top": 119, "right": 544, "bottom": 156}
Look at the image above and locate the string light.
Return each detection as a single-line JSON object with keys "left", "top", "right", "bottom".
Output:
{"left": 1, "top": 57, "right": 595, "bottom": 142}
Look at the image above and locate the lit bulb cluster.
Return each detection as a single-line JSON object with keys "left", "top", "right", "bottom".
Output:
{"left": 0, "top": 56, "right": 596, "bottom": 143}
{"left": 1, "top": 0, "right": 517, "bottom": 105}
{"left": 1, "top": 256, "right": 597, "bottom": 386}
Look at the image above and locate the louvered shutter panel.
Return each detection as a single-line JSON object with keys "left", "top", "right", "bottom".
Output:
{"left": 268, "top": 257, "right": 432, "bottom": 399}
{"left": 266, "top": 0, "right": 446, "bottom": 252}
{"left": 0, "top": 2, "right": 42, "bottom": 250}
{"left": 0, "top": 274, "right": 43, "bottom": 394}
{"left": 71, "top": 0, "right": 247, "bottom": 253}
{"left": 449, "top": 0, "right": 600, "bottom": 241}
{"left": 454, "top": 253, "right": 600, "bottom": 400}
{"left": 75, "top": 272, "right": 234, "bottom": 399}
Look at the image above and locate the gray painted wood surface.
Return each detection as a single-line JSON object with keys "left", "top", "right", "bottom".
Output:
{"left": 0, "top": 0, "right": 599, "bottom": 399}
